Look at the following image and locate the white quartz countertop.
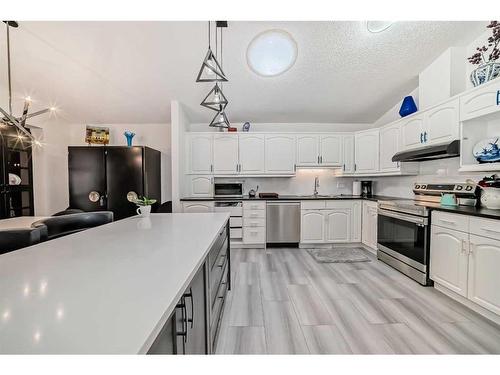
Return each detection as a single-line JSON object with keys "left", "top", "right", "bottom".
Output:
{"left": 0, "top": 213, "right": 229, "bottom": 354}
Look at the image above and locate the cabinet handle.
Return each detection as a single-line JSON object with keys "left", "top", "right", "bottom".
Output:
{"left": 354, "top": 163, "right": 357, "bottom": 171}
{"left": 496, "top": 90, "right": 500, "bottom": 106}
{"left": 439, "top": 219, "right": 456, "bottom": 225}
{"left": 420, "top": 133, "right": 423, "bottom": 143}
{"left": 320, "top": 156, "right": 323, "bottom": 163}
{"left": 210, "top": 164, "right": 213, "bottom": 172}
{"left": 424, "top": 131, "right": 428, "bottom": 143}
{"left": 461, "top": 239, "right": 467, "bottom": 254}
{"left": 176, "top": 299, "right": 188, "bottom": 342}
{"left": 317, "top": 156, "right": 320, "bottom": 164}
{"left": 184, "top": 288, "right": 194, "bottom": 329}
{"left": 397, "top": 161, "right": 400, "bottom": 168}
{"left": 469, "top": 242, "right": 475, "bottom": 255}
{"left": 343, "top": 164, "right": 345, "bottom": 171}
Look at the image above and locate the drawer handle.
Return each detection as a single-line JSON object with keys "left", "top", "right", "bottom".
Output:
{"left": 497, "top": 90, "right": 500, "bottom": 106}
{"left": 439, "top": 219, "right": 456, "bottom": 225}
{"left": 481, "top": 227, "right": 500, "bottom": 234}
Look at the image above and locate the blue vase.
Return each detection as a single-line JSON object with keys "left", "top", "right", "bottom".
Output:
{"left": 124, "top": 131, "right": 135, "bottom": 147}
{"left": 399, "top": 96, "right": 418, "bottom": 117}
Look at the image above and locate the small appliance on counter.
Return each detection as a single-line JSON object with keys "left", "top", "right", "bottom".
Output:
{"left": 361, "top": 181, "right": 373, "bottom": 197}
{"left": 468, "top": 175, "right": 500, "bottom": 209}
{"left": 248, "top": 185, "right": 259, "bottom": 198}
{"left": 214, "top": 181, "right": 244, "bottom": 198}
{"left": 352, "top": 181, "right": 361, "bottom": 196}
{"left": 259, "top": 192, "right": 279, "bottom": 199}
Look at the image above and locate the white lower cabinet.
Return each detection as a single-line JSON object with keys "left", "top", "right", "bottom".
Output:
{"left": 182, "top": 201, "right": 214, "bottom": 213}
{"left": 430, "top": 211, "right": 500, "bottom": 318}
{"left": 300, "top": 200, "right": 361, "bottom": 244}
{"left": 430, "top": 225, "right": 469, "bottom": 297}
{"left": 361, "top": 201, "right": 377, "bottom": 250}
{"left": 242, "top": 201, "right": 266, "bottom": 245}
{"left": 468, "top": 234, "right": 500, "bottom": 315}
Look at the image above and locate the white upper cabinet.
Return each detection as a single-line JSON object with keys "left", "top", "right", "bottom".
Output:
{"left": 265, "top": 134, "right": 296, "bottom": 174}
{"left": 400, "top": 114, "right": 425, "bottom": 150}
{"left": 355, "top": 129, "right": 379, "bottom": 173}
{"left": 187, "top": 134, "right": 213, "bottom": 174}
{"left": 320, "top": 135, "right": 343, "bottom": 165}
{"left": 325, "top": 209, "right": 351, "bottom": 242}
{"left": 296, "top": 134, "right": 320, "bottom": 166}
{"left": 424, "top": 98, "right": 459, "bottom": 145}
{"left": 468, "top": 235, "right": 500, "bottom": 315}
{"left": 186, "top": 175, "right": 213, "bottom": 197}
{"left": 213, "top": 134, "right": 239, "bottom": 174}
{"left": 239, "top": 134, "right": 265, "bottom": 174}
{"left": 430, "top": 225, "right": 469, "bottom": 297}
{"left": 460, "top": 80, "right": 500, "bottom": 121}
{"left": 379, "top": 122, "right": 401, "bottom": 172}
{"left": 342, "top": 134, "right": 355, "bottom": 173}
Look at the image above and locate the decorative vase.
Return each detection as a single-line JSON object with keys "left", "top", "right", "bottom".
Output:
{"left": 470, "top": 62, "right": 500, "bottom": 87}
{"left": 399, "top": 96, "right": 418, "bottom": 117}
{"left": 124, "top": 131, "right": 135, "bottom": 146}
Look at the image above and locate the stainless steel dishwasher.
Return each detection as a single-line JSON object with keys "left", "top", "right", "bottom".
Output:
{"left": 266, "top": 201, "right": 301, "bottom": 246}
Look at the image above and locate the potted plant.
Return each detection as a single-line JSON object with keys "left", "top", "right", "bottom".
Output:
{"left": 135, "top": 196, "right": 157, "bottom": 217}
{"left": 468, "top": 21, "right": 500, "bottom": 86}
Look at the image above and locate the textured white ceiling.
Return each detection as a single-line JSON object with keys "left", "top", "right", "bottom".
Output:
{"left": 0, "top": 21, "right": 486, "bottom": 125}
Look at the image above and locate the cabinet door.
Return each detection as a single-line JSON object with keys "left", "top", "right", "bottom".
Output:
{"left": 468, "top": 235, "right": 500, "bottom": 315}
{"left": 68, "top": 147, "right": 106, "bottom": 212}
{"left": 188, "top": 134, "right": 213, "bottom": 174}
{"left": 354, "top": 130, "right": 379, "bottom": 173}
{"left": 147, "top": 310, "right": 176, "bottom": 354}
{"left": 106, "top": 147, "right": 144, "bottom": 220}
{"left": 379, "top": 123, "right": 401, "bottom": 172}
{"left": 296, "top": 134, "right": 320, "bottom": 166}
{"left": 325, "top": 209, "right": 351, "bottom": 243}
{"left": 265, "top": 135, "right": 296, "bottom": 174}
{"left": 430, "top": 226, "right": 469, "bottom": 297}
{"left": 351, "top": 201, "right": 362, "bottom": 243}
{"left": 400, "top": 115, "right": 425, "bottom": 150}
{"left": 213, "top": 134, "right": 239, "bottom": 174}
{"left": 342, "top": 135, "right": 355, "bottom": 173}
{"left": 320, "top": 135, "right": 343, "bottom": 165}
{"left": 182, "top": 201, "right": 214, "bottom": 213}
{"left": 239, "top": 134, "right": 265, "bottom": 174}
{"left": 362, "top": 201, "right": 377, "bottom": 249}
{"left": 300, "top": 210, "right": 325, "bottom": 243}
{"left": 460, "top": 82, "right": 500, "bottom": 121}
{"left": 184, "top": 264, "right": 207, "bottom": 354}
{"left": 187, "top": 176, "right": 213, "bottom": 197}
{"left": 425, "top": 98, "right": 459, "bottom": 145}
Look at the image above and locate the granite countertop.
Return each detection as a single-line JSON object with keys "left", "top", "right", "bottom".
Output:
{"left": 422, "top": 202, "right": 500, "bottom": 220}
{"left": 180, "top": 194, "right": 402, "bottom": 202}
{"left": 0, "top": 213, "right": 229, "bottom": 354}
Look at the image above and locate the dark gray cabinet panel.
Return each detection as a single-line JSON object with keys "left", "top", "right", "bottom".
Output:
{"left": 184, "top": 265, "right": 208, "bottom": 354}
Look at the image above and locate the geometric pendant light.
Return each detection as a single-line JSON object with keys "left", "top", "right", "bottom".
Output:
{"left": 209, "top": 108, "right": 230, "bottom": 128}
{"left": 200, "top": 83, "right": 228, "bottom": 111}
{"left": 196, "top": 48, "right": 227, "bottom": 82}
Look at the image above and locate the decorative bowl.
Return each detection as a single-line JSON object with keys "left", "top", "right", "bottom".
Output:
{"left": 472, "top": 137, "right": 500, "bottom": 163}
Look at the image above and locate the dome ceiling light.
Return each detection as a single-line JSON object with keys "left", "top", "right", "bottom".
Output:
{"left": 366, "top": 21, "right": 394, "bottom": 33}
{"left": 246, "top": 29, "right": 297, "bottom": 77}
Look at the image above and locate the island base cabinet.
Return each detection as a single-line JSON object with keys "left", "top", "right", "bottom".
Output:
{"left": 148, "top": 221, "right": 230, "bottom": 355}
{"left": 468, "top": 235, "right": 500, "bottom": 316}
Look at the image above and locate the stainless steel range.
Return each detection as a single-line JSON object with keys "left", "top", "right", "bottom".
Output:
{"left": 377, "top": 182, "right": 476, "bottom": 286}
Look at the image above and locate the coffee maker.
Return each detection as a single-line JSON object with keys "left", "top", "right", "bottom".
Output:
{"left": 361, "top": 181, "right": 373, "bottom": 197}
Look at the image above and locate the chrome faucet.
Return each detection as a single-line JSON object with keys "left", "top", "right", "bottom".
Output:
{"left": 314, "top": 176, "right": 320, "bottom": 196}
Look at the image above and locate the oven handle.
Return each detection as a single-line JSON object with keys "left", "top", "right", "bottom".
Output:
{"left": 378, "top": 208, "right": 428, "bottom": 226}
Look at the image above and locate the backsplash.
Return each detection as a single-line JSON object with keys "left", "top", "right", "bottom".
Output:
{"left": 216, "top": 158, "right": 489, "bottom": 199}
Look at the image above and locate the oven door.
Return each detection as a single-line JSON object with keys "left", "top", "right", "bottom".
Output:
{"left": 377, "top": 208, "right": 429, "bottom": 272}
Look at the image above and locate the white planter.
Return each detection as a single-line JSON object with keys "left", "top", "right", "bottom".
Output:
{"left": 136, "top": 205, "right": 152, "bottom": 217}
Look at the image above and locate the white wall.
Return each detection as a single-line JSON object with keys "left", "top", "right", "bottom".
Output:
{"left": 68, "top": 123, "right": 172, "bottom": 204}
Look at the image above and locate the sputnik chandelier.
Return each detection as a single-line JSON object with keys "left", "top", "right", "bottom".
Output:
{"left": 196, "top": 21, "right": 230, "bottom": 128}
{"left": 0, "top": 21, "right": 55, "bottom": 144}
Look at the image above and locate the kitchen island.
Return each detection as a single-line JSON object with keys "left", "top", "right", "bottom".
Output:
{"left": 0, "top": 213, "right": 230, "bottom": 354}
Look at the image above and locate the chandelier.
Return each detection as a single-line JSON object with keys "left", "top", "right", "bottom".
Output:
{"left": 196, "top": 21, "right": 230, "bottom": 128}
{"left": 0, "top": 21, "right": 55, "bottom": 143}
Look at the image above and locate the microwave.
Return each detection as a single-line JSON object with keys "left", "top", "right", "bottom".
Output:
{"left": 214, "top": 181, "right": 244, "bottom": 198}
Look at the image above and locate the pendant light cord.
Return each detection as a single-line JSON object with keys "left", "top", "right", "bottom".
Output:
{"left": 6, "top": 22, "right": 12, "bottom": 115}
{"left": 208, "top": 21, "right": 211, "bottom": 49}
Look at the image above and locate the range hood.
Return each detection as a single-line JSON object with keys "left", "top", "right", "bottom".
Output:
{"left": 392, "top": 140, "right": 460, "bottom": 162}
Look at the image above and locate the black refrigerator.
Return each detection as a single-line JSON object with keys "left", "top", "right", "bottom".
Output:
{"left": 68, "top": 146, "right": 161, "bottom": 220}
{"left": 0, "top": 126, "right": 35, "bottom": 219}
